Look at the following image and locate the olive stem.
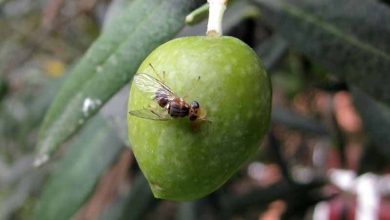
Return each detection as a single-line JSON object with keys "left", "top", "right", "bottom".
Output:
{"left": 207, "top": 0, "right": 228, "bottom": 36}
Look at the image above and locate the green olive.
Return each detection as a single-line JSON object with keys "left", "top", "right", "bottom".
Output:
{"left": 128, "top": 36, "right": 271, "bottom": 200}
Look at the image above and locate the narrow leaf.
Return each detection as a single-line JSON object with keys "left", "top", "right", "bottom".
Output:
{"left": 102, "top": 0, "right": 135, "bottom": 33}
{"left": 177, "top": 202, "right": 197, "bottom": 220}
{"left": 255, "top": 35, "right": 288, "bottom": 70}
{"left": 35, "top": 0, "right": 197, "bottom": 164}
{"left": 98, "top": 174, "right": 156, "bottom": 220}
{"left": 252, "top": 0, "right": 390, "bottom": 105}
{"left": 34, "top": 116, "right": 123, "bottom": 220}
{"left": 352, "top": 87, "right": 390, "bottom": 159}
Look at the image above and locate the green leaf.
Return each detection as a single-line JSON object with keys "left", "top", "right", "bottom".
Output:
{"left": 102, "top": 0, "right": 135, "bottom": 32}
{"left": 98, "top": 174, "right": 155, "bottom": 220}
{"left": 177, "top": 202, "right": 197, "bottom": 220}
{"left": 352, "top": 87, "right": 390, "bottom": 159}
{"left": 35, "top": 0, "right": 197, "bottom": 165}
{"left": 34, "top": 116, "right": 123, "bottom": 220}
{"left": 255, "top": 35, "right": 288, "bottom": 71}
{"left": 252, "top": 0, "right": 390, "bottom": 105}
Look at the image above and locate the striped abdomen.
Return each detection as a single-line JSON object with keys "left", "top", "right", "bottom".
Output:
{"left": 168, "top": 98, "right": 190, "bottom": 118}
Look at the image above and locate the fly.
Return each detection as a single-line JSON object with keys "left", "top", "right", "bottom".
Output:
{"left": 128, "top": 65, "right": 206, "bottom": 122}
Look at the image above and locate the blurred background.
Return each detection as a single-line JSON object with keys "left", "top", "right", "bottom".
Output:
{"left": 0, "top": 0, "right": 389, "bottom": 219}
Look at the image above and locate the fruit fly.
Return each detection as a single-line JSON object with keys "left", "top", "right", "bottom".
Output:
{"left": 128, "top": 66, "right": 205, "bottom": 122}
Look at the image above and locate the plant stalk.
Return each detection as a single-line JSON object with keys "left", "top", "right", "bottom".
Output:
{"left": 207, "top": 0, "right": 228, "bottom": 36}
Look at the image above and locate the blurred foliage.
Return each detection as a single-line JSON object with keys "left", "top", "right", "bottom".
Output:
{"left": 253, "top": 0, "right": 390, "bottom": 106}
{"left": 35, "top": 0, "right": 199, "bottom": 165}
{"left": 352, "top": 87, "right": 390, "bottom": 161}
{"left": 99, "top": 174, "right": 155, "bottom": 220}
{"left": 0, "top": 0, "right": 389, "bottom": 219}
{"left": 34, "top": 116, "right": 123, "bottom": 220}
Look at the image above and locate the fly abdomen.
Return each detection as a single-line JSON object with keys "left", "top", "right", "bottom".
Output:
{"left": 168, "top": 100, "right": 189, "bottom": 118}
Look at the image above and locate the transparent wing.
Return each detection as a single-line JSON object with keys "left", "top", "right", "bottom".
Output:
{"left": 133, "top": 73, "right": 175, "bottom": 98}
{"left": 128, "top": 108, "right": 173, "bottom": 121}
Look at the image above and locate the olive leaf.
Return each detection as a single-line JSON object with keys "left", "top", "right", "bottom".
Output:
{"left": 98, "top": 174, "right": 155, "bottom": 220}
{"left": 102, "top": 0, "right": 135, "bottom": 33}
{"left": 252, "top": 0, "right": 390, "bottom": 105}
{"left": 34, "top": 116, "right": 123, "bottom": 220}
{"left": 35, "top": 0, "right": 197, "bottom": 165}
{"left": 352, "top": 87, "right": 390, "bottom": 159}
{"left": 177, "top": 202, "right": 197, "bottom": 220}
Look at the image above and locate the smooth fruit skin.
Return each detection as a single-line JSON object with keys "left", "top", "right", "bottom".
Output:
{"left": 128, "top": 36, "right": 271, "bottom": 200}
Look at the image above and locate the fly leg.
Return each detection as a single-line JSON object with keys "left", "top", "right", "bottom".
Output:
{"left": 183, "top": 76, "right": 201, "bottom": 100}
{"left": 149, "top": 63, "right": 166, "bottom": 83}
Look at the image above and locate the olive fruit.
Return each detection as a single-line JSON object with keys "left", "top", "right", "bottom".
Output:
{"left": 128, "top": 36, "right": 271, "bottom": 200}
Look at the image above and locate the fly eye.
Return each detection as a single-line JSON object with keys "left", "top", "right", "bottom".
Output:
{"left": 191, "top": 101, "right": 200, "bottom": 109}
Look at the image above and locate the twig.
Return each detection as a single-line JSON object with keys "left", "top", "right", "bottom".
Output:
{"left": 221, "top": 179, "right": 325, "bottom": 216}
{"left": 272, "top": 106, "right": 328, "bottom": 135}
{"left": 207, "top": 0, "right": 228, "bottom": 36}
{"left": 268, "top": 130, "right": 294, "bottom": 184}
{"left": 185, "top": 3, "right": 209, "bottom": 25}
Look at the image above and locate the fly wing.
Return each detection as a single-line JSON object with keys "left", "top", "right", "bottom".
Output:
{"left": 128, "top": 108, "right": 173, "bottom": 121}
{"left": 133, "top": 73, "right": 175, "bottom": 98}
